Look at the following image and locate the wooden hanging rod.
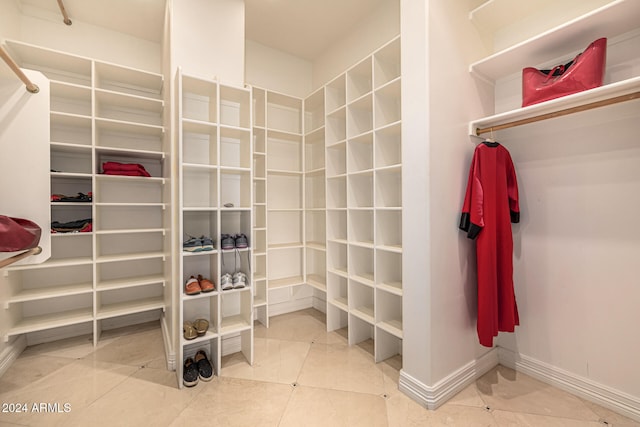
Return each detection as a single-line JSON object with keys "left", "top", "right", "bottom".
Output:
{"left": 0, "top": 247, "right": 42, "bottom": 270}
{"left": 475, "top": 91, "right": 640, "bottom": 136}
{"left": 57, "top": 0, "right": 72, "bottom": 25}
{"left": 0, "top": 46, "right": 39, "bottom": 93}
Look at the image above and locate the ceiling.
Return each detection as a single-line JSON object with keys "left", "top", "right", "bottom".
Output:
{"left": 18, "top": 0, "right": 386, "bottom": 61}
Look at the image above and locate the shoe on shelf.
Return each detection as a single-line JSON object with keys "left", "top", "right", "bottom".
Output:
{"left": 194, "top": 350, "right": 214, "bottom": 382}
{"left": 232, "top": 271, "right": 247, "bottom": 289}
{"left": 200, "top": 236, "right": 215, "bottom": 251}
{"left": 234, "top": 233, "right": 249, "bottom": 249}
{"left": 197, "top": 274, "right": 215, "bottom": 292}
{"left": 193, "top": 318, "right": 209, "bottom": 336}
{"left": 220, "top": 273, "right": 233, "bottom": 290}
{"left": 221, "top": 234, "right": 235, "bottom": 250}
{"left": 183, "top": 321, "right": 197, "bottom": 340}
{"left": 183, "top": 357, "right": 199, "bottom": 387}
{"left": 183, "top": 236, "right": 203, "bottom": 252}
{"left": 184, "top": 276, "right": 201, "bottom": 295}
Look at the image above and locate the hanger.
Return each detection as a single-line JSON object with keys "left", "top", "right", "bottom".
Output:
{"left": 482, "top": 128, "right": 499, "bottom": 146}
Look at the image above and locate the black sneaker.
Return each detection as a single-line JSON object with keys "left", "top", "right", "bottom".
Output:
{"left": 195, "top": 350, "right": 214, "bottom": 382}
{"left": 183, "top": 357, "right": 199, "bottom": 387}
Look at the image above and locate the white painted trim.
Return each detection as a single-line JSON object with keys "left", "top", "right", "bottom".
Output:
{"left": 268, "top": 296, "right": 313, "bottom": 317}
{"left": 399, "top": 348, "right": 499, "bottom": 409}
{"left": 0, "top": 335, "right": 27, "bottom": 379}
{"left": 499, "top": 348, "right": 640, "bottom": 422}
{"left": 160, "top": 314, "right": 175, "bottom": 371}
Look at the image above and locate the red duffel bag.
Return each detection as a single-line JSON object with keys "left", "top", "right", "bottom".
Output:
{"left": 0, "top": 215, "right": 42, "bottom": 252}
{"left": 522, "top": 38, "right": 607, "bottom": 107}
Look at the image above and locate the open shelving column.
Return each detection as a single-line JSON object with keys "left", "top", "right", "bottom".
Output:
{"left": 325, "top": 36, "right": 403, "bottom": 363}
{"left": 177, "top": 70, "right": 253, "bottom": 387}
{"left": 2, "top": 40, "right": 168, "bottom": 346}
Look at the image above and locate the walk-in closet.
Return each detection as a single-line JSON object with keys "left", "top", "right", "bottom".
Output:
{"left": 0, "top": 0, "right": 639, "bottom": 424}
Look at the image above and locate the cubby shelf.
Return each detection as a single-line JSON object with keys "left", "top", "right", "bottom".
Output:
{"left": 177, "top": 70, "right": 254, "bottom": 386}
{"left": 3, "top": 39, "right": 169, "bottom": 347}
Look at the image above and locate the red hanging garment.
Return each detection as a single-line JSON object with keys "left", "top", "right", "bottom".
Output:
{"left": 459, "top": 142, "right": 520, "bottom": 347}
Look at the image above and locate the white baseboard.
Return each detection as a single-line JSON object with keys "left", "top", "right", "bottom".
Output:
{"left": 312, "top": 296, "right": 327, "bottom": 314}
{"left": 160, "top": 314, "right": 175, "bottom": 371}
{"left": 0, "top": 335, "right": 27, "bottom": 379}
{"left": 399, "top": 347, "right": 499, "bottom": 410}
{"left": 499, "top": 348, "right": 640, "bottom": 422}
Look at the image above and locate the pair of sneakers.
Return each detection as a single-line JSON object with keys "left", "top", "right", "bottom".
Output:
{"left": 184, "top": 275, "right": 216, "bottom": 295}
{"left": 220, "top": 271, "right": 247, "bottom": 290}
{"left": 183, "top": 350, "right": 213, "bottom": 387}
{"left": 183, "top": 235, "right": 215, "bottom": 252}
{"left": 220, "top": 233, "right": 249, "bottom": 250}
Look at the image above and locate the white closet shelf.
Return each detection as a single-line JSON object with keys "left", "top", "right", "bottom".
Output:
{"left": 267, "top": 169, "right": 303, "bottom": 176}
{"left": 50, "top": 171, "right": 92, "bottom": 179}
{"left": 377, "top": 281, "right": 403, "bottom": 296}
{"left": 328, "top": 268, "right": 348, "bottom": 279}
{"left": 219, "top": 315, "right": 252, "bottom": 335}
{"left": 305, "top": 126, "right": 325, "bottom": 138}
{"left": 6, "top": 282, "right": 93, "bottom": 305}
{"left": 96, "top": 297, "right": 164, "bottom": 320}
{"left": 182, "top": 163, "right": 217, "bottom": 171}
{"left": 351, "top": 273, "right": 375, "bottom": 287}
{"left": 95, "top": 117, "right": 165, "bottom": 136}
{"left": 469, "top": 0, "right": 557, "bottom": 33}
{"left": 377, "top": 319, "right": 403, "bottom": 339}
{"left": 181, "top": 117, "right": 218, "bottom": 130}
{"left": 95, "top": 146, "right": 165, "bottom": 160}
{"left": 328, "top": 238, "right": 349, "bottom": 246}
{"left": 377, "top": 244, "right": 403, "bottom": 254}
{"left": 96, "top": 274, "right": 165, "bottom": 292}
{"left": 95, "top": 175, "right": 165, "bottom": 184}
{"left": 183, "top": 207, "right": 218, "bottom": 212}
{"left": 6, "top": 308, "right": 94, "bottom": 339}
{"left": 253, "top": 273, "right": 267, "bottom": 281}
{"left": 306, "top": 275, "right": 326, "bottom": 291}
{"left": 268, "top": 242, "right": 304, "bottom": 250}
{"left": 51, "top": 201, "right": 92, "bottom": 207}
{"left": 306, "top": 167, "right": 326, "bottom": 176}
{"left": 350, "top": 241, "right": 374, "bottom": 249}
{"left": 220, "top": 166, "right": 251, "bottom": 173}
{"left": 306, "top": 242, "right": 326, "bottom": 251}
{"left": 95, "top": 202, "right": 167, "bottom": 208}
{"left": 330, "top": 297, "right": 349, "bottom": 312}
{"left": 95, "top": 228, "right": 166, "bottom": 235}
{"left": 180, "top": 330, "right": 219, "bottom": 347}
{"left": 351, "top": 306, "right": 375, "bottom": 324}
{"left": 268, "top": 276, "right": 305, "bottom": 289}
{"left": 469, "top": 76, "right": 640, "bottom": 135}
{"left": 96, "top": 251, "right": 165, "bottom": 264}
{"left": 181, "top": 290, "right": 220, "bottom": 302}
{"left": 268, "top": 208, "right": 303, "bottom": 212}
{"left": 253, "top": 297, "right": 267, "bottom": 307}
{"left": 50, "top": 141, "right": 92, "bottom": 152}
{"left": 95, "top": 61, "right": 163, "bottom": 97}
{"left": 51, "top": 232, "right": 93, "bottom": 238}
{"left": 7, "top": 257, "right": 93, "bottom": 271}
{"left": 469, "top": 0, "right": 640, "bottom": 81}
{"left": 95, "top": 88, "right": 164, "bottom": 110}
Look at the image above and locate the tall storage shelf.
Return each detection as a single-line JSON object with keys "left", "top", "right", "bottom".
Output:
{"left": 324, "top": 36, "right": 403, "bottom": 363}
{"left": 177, "top": 69, "right": 253, "bottom": 387}
{"left": 3, "top": 40, "right": 168, "bottom": 345}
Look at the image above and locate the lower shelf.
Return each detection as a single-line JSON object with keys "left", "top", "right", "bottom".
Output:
{"left": 220, "top": 315, "right": 251, "bottom": 335}
{"left": 6, "top": 307, "right": 93, "bottom": 339}
{"left": 306, "top": 274, "right": 326, "bottom": 291}
{"left": 96, "top": 297, "right": 165, "bottom": 320}
{"left": 268, "top": 275, "right": 305, "bottom": 289}
{"left": 377, "top": 319, "right": 403, "bottom": 339}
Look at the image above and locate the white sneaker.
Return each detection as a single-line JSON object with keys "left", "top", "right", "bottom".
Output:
{"left": 232, "top": 272, "right": 247, "bottom": 289}
{"left": 220, "top": 273, "right": 233, "bottom": 290}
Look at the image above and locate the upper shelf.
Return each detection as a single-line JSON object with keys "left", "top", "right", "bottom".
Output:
{"left": 469, "top": 75, "right": 640, "bottom": 135}
{"left": 469, "top": 0, "right": 640, "bottom": 82}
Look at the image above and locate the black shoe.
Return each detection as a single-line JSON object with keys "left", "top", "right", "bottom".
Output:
{"left": 195, "top": 350, "right": 213, "bottom": 382}
{"left": 183, "top": 357, "right": 199, "bottom": 387}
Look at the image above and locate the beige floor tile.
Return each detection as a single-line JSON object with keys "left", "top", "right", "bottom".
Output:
{"left": 447, "top": 383, "right": 487, "bottom": 408}
{"left": 477, "top": 366, "right": 601, "bottom": 422}
{"left": 85, "top": 327, "right": 165, "bottom": 368}
{"left": 492, "top": 409, "right": 604, "bottom": 426}
{"left": 169, "top": 376, "right": 292, "bottom": 427}
{"left": 427, "top": 404, "right": 499, "bottom": 426}
{"left": 0, "top": 359, "right": 137, "bottom": 426}
{"left": 19, "top": 334, "right": 98, "bottom": 360}
{"left": 58, "top": 367, "right": 199, "bottom": 427}
{"left": 279, "top": 385, "right": 388, "bottom": 427}
{"left": 253, "top": 309, "right": 332, "bottom": 344}
{"left": 579, "top": 398, "right": 640, "bottom": 426}
{"left": 220, "top": 337, "right": 310, "bottom": 384}
{"left": 297, "top": 341, "right": 385, "bottom": 395}
{"left": 0, "top": 354, "right": 75, "bottom": 395}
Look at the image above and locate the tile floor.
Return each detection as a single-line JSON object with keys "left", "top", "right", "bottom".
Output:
{"left": 0, "top": 308, "right": 638, "bottom": 426}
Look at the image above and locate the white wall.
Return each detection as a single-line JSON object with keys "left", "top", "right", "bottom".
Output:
{"left": 0, "top": 0, "right": 20, "bottom": 47}
{"left": 16, "top": 4, "right": 161, "bottom": 72}
{"left": 312, "top": 0, "right": 400, "bottom": 90}
{"left": 170, "top": 0, "right": 244, "bottom": 87}
{"left": 245, "top": 40, "right": 312, "bottom": 98}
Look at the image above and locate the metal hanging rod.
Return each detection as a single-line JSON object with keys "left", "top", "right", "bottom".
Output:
{"left": 0, "top": 247, "right": 42, "bottom": 270}
{"left": 0, "top": 46, "right": 39, "bottom": 93}
{"left": 475, "top": 91, "right": 640, "bottom": 136}
{"left": 57, "top": 0, "right": 72, "bottom": 25}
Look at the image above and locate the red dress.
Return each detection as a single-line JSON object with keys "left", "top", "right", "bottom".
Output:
{"left": 459, "top": 142, "right": 520, "bottom": 347}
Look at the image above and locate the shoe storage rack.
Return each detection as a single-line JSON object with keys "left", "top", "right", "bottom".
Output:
{"left": 2, "top": 40, "right": 169, "bottom": 345}
{"left": 324, "top": 36, "right": 403, "bottom": 362}
{"left": 176, "top": 69, "right": 253, "bottom": 387}
{"left": 251, "top": 36, "right": 402, "bottom": 364}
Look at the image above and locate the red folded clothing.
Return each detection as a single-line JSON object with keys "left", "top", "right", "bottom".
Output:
{"left": 102, "top": 162, "right": 151, "bottom": 177}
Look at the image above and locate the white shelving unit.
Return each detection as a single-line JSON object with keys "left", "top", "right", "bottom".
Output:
{"left": 177, "top": 70, "right": 253, "bottom": 387}
{"left": 3, "top": 40, "right": 168, "bottom": 345}
{"left": 324, "top": 36, "right": 403, "bottom": 363}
